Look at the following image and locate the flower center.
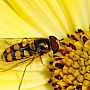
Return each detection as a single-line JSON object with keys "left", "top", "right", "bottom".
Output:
{"left": 48, "top": 29, "right": 90, "bottom": 90}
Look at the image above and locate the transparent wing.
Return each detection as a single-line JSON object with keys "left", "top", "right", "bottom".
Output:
{"left": 0, "top": 57, "right": 34, "bottom": 72}
{"left": 0, "top": 38, "right": 35, "bottom": 72}
{"left": 0, "top": 38, "right": 23, "bottom": 51}
{"left": 0, "top": 37, "right": 44, "bottom": 50}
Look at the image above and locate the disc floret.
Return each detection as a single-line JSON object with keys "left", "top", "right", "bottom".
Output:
{"left": 48, "top": 29, "right": 90, "bottom": 90}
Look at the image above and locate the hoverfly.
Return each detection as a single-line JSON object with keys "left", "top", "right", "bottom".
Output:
{"left": 0, "top": 36, "right": 60, "bottom": 90}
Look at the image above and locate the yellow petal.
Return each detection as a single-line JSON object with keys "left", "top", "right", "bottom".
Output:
{"left": 0, "top": 0, "right": 90, "bottom": 90}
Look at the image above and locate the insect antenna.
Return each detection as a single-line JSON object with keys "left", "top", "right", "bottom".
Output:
{"left": 59, "top": 38, "right": 64, "bottom": 42}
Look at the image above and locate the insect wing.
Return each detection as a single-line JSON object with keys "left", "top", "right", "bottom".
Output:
{"left": 0, "top": 38, "right": 38, "bottom": 48}
{"left": 0, "top": 38, "right": 23, "bottom": 51}
{"left": 0, "top": 38, "right": 37, "bottom": 72}
{"left": 0, "top": 57, "right": 34, "bottom": 72}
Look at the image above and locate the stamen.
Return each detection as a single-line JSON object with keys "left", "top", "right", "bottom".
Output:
{"left": 82, "top": 36, "right": 88, "bottom": 44}
{"left": 71, "top": 35, "right": 78, "bottom": 41}
{"left": 54, "top": 75, "right": 62, "bottom": 80}
{"left": 69, "top": 43, "right": 76, "bottom": 50}
{"left": 48, "top": 79, "right": 52, "bottom": 83}
{"left": 76, "top": 85, "right": 82, "bottom": 89}
{"left": 52, "top": 83, "right": 57, "bottom": 86}
{"left": 49, "top": 61, "right": 53, "bottom": 65}
{"left": 55, "top": 63, "right": 64, "bottom": 69}
{"left": 78, "top": 29, "right": 84, "bottom": 34}
{"left": 48, "top": 30, "right": 90, "bottom": 90}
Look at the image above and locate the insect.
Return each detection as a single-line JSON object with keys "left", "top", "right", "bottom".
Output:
{"left": 1, "top": 36, "right": 60, "bottom": 90}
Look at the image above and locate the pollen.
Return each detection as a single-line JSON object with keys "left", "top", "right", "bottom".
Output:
{"left": 48, "top": 29, "right": 90, "bottom": 90}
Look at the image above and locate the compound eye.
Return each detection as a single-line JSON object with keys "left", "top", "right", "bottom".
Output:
{"left": 49, "top": 36, "right": 59, "bottom": 54}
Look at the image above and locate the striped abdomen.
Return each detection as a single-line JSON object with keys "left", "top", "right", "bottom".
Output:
{"left": 2, "top": 42, "right": 34, "bottom": 62}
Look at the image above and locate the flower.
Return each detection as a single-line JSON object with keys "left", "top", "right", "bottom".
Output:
{"left": 0, "top": 0, "right": 90, "bottom": 90}
{"left": 48, "top": 29, "right": 90, "bottom": 90}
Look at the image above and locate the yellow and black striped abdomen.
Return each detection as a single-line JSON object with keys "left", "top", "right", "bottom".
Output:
{"left": 2, "top": 43, "right": 32, "bottom": 62}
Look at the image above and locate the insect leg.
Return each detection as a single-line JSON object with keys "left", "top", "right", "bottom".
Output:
{"left": 18, "top": 58, "right": 34, "bottom": 90}
{"left": 39, "top": 57, "right": 49, "bottom": 70}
